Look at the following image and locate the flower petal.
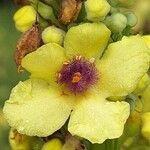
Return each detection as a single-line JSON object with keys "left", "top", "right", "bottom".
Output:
{"left": 142, "top": 35, "right": 150, "bottom": 49}
{"left": 140, "top": 84, "right": 150, "bottom": 112}
{"left": 3, "top": 79, "right": 72, "bottom": 137}
{"left": 21, "top": 43, "right": 66, "bottom": 82}
{"left": 64, "top": 23, "right": 111, "bottom": 58}
{"left": 68, "top": 94, "right": 129, "bottom": 143}
{"left": 98, "top": 36, "right": 150, "bottom": 96}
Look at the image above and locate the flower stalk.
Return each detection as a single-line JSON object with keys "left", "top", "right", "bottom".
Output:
{"left": 2, "top": 0, "right": 150, "bottom": 149}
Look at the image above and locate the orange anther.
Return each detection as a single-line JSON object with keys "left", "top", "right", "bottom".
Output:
{"left": 72, "top": 72, "right": 82, "bottom": 83}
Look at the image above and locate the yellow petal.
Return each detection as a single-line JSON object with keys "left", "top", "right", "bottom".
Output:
{"left": 134, "top": 73, "right": 150, "bottom": 94}
{"left": 142, "top": 112, "right": 150, "bottom": 140}
{"left": 68, "top": 94, "right": 129, "bottom": 144}
{"left": 3, "top": 79, "right": 72, "bottom": 137}
{"left": 64, "top": 23, "right": 111, "bottom": 59}
{"left": 98, "top": 35, "right": 150, "bottom": 96}
{"left": 140, "top": 84, "right": 150, "bottom": 112}
{"left": 22, "top": 43, "right": 66, "bottom": 82}
{"left": 142, "top": 35, "right": 150, "bottom": 49}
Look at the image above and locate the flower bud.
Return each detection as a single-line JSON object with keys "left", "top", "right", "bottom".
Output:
{"left": 125, "top": 12, "right": 138, "bottom": 27}
{"left": 42, "top": 139, "right": 63, "bottom": 150}
{"left": 142, "top": 112, "right": 150, "bottom": 140}
{"left": 134, "top": 73, "right": 150, "bottom": 94}
{"left": 38, "top": 2, "right": 55, "bottom": 20}
{"left": 85, "top": 0, "right": 110, "bottom": 21}
{"left": 105, "top": 13, "right": 127, "bottom": 33}
{"left": 13, "top": 5, "right": 36, "bottom": 32}
{"left": 110, "top": 7, "right": 118, "bottom": 14}
{"left": 42, "top": 26, "right": 66, "bottom": 45}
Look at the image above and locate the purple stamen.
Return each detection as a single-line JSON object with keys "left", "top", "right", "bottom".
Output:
{"left": 57, "top": 56, "right": 99, "bottom": 94}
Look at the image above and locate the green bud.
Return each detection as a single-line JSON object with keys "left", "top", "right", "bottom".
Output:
{"left": 110, "top": 7, "right": 119, "bottom": 14}
{"left": 42, "top": 139, "right": 63, "bottom": 150}
{"left": 37, "top": 2, "right": 64, "bottom": 29}
{"left": 105, "top": 13, "right": 127, "bottom": 33}
{"left": 124, "top": 12, "right": 138, "bottom": 27}
{"left": 42, "top": 26, "right": 66, "bottom": 45}
{"left": 41, "top": 0, "right": 60, "bottom": 15}
{"left": 38, "top": 2, "right": 55, "bottom": 20}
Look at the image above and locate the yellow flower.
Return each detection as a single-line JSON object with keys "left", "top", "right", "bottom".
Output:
{"left": 3, "top": 23, "right": 150, "bottom": 144}
{"left": 134, "top": 73, "right": 150, "bottom": 94}
{"left": 142, "top": 35, "right": 150, "bottom": 49}
{"left": 14, "top": 5, "right": 36, "bottom": 32}
{"left": 85, "top": 0, "right": 110, "bottom": 21}
{"left": 139, "top": 84, "right": 150, "bottom": 113}
{"left": 142, "top": 112, "right": 150, "bottom": 140}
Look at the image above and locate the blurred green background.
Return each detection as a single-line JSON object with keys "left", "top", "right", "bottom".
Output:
{"left": 0, "top": 0, "right": 27, "bottom": 107}
{"left": 0, "top": 0, "right": 27, "bottom": 149}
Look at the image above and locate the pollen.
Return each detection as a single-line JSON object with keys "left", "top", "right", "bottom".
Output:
{"left": 57, "top": 56, "right": 99, "bottom": 94}
{"left": 72, "top": 72, "right": 82, "bottom": 83}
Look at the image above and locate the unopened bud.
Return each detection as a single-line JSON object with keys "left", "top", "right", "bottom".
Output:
{"left": 37, "top": 1, "right": 63, "bottom": 28}
{"left": 13, "top": 5, "right": 36, "bottom": 32}
{"left": 85, "top": 0, "right": 110, "bottom": 21}
{"left": 105, "top": 13, "right": 127, "bottom": 33}
{"left": 142, "top": 112, "right": 150, "bottom": 140}
{"left": 42, "top": 26, "right": 65, "bottom": 45}
{"left": 124, "top": 12, "right": 138, "bottom": 27}
{"left": 42, "top": 138, "right": 63, "bottom": 150}
{"left": 38, "top": 2, "right": 55, "bottom": 20}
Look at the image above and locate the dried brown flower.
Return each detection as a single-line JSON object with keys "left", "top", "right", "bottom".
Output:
{"left": 15, "top": 24, "right": 42, "bottom": 72}
{"left": 59, "top": 0, "right": 82, "bottom": 24}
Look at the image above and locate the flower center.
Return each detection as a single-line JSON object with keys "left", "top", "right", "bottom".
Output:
{"left": 57, "top": 56, "right": 99, "bottom": 94}
{"left": 72, "top": 72, "right": 82, "bottom": 83}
